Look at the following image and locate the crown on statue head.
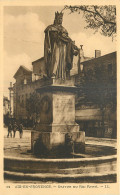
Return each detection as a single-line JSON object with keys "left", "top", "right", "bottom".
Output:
{"left": 55, "top": 11, "right": 63, "bottom": 19}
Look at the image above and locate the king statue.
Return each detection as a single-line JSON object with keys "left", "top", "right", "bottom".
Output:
{"left": 44, "top": 11, "right": 79, "bottom": 79}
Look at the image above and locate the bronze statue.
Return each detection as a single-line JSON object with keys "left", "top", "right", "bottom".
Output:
{"left": 44, "top": 11, "right": 79, "bottom": 79}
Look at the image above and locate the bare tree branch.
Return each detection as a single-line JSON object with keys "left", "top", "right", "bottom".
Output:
{"left": 93, "top": 6, "right": 116, "bottom": 25}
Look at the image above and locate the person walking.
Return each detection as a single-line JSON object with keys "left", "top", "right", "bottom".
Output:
{"left": 7, "top": 122, "right": 12, "bottom": 138}
{"left": 13, "top": 122, "right": 18, "bottom": 138}
{"left": 19, "top": 123, "right": 23, "bottom": 138}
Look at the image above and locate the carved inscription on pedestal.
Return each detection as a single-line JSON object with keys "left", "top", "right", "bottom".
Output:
{"left": 53, "top": 94, "right": 75, "bottom": 124}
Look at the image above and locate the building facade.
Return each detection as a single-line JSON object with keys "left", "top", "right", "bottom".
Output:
{"left": 3, "top": 96, "right": 10, "bottom": 126}
{"left": 3, "top": 96, "right": 10, "bottom": 115}
{"left": 12, "top": 51, "right": 117, "bottom": 138}
{"left": 75, "top": 51, "right": 117, "bottom": 138}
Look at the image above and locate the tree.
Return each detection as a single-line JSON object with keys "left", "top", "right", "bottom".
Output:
{"left": 63, "top": 5, "right": 116, "bottom": 38}
{"left": 82, "top": 64, "right": 116, "bottom": 135}
{"left": 26, "top": 92, "right": 41, "bottom": 125}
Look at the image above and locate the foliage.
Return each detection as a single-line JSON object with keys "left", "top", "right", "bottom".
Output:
{"left": 63, "top": 5, "right": 116, "bottom": 38}
{"left": 82, "top": 64, "right": 117, "bottom": 121}
{"left": 26, "top": 92, "right": 41, "bottom": 119}
{"left": 78, "top": 65, "right": 116, "bottom": 129}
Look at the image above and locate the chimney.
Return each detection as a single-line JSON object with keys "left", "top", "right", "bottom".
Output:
{"left": 80, "top": 45, "right": 84, "bottom": 60}
{"left": 95, "top": 50, "right": 101, "bottom": 58}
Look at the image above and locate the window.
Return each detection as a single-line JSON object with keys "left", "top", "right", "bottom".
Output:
{"left": 24, "top": 79, "right": 27, "bottom": 84}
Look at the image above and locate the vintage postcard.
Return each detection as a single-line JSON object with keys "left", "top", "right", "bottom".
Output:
{"left": 1, "top": 0, "right": 119, "bottom": 195}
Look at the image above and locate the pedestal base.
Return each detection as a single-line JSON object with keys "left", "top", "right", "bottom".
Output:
{"left": 31, "top": 79, "right": 85, "bottom": 157}
{"left": 35, "top": 123, "right": 79, "bottom": 133}
{"left": 31, "top": 131, "right": 85, "bottom": 157}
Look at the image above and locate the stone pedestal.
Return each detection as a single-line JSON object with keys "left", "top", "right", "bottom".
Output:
{"left": 31, "top": 79, "right": 85, "bottom": 157}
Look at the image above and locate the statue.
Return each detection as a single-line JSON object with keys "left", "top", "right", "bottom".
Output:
{"left": 44, "top": 11, "right": 79, "bottom": 79}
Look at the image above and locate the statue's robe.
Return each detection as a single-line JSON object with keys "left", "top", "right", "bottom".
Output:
{"left": 44, "top": 24, "right": 78, "bottom": 79}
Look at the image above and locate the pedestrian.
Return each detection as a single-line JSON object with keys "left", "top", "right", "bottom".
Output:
{"left": 7, "top": 122, "right": 12, "bottom": 138}
{"left": 13, "top": 122, "right": 18, "bottom": 138}
{"left": 19, "top": 123, "right": 23, "bottom": 138}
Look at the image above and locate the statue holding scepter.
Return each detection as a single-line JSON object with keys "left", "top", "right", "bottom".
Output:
{"left": 44, "top": 11, "right": 79, "bottom": 79}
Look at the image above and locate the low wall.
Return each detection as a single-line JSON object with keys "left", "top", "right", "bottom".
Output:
{"left": 4, "top": 155, "right": 117, "bottom": 182}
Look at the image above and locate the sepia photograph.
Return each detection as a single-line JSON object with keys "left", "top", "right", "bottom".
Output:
{"left": 3, "top": 3, "right": 118, "bottom": 188}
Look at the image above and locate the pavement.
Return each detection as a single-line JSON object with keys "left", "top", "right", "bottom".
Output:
{"left": 4, "top": 127, "right": 117, "bottom": 159}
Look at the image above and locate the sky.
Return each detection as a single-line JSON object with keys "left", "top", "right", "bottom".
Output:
{"left": 3, "top": 6, "right": 116, "bottom": 97}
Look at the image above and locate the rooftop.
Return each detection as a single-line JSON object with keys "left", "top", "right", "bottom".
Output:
{"left": 80, "top": 51, "right": 116, "bottom": 65}
{"left": 14, "top": 65, "right": 32, "bottom": 79}
{"left": 32, "top": 57, "right": 44, "bottom": 65}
